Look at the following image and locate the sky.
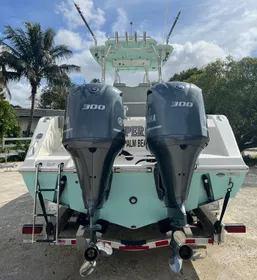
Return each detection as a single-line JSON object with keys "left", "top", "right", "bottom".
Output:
{"left": 0, "top": 0, "right": 257, "bottom": 107}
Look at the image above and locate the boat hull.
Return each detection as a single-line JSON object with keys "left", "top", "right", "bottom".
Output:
{"left": 21, "top": 169, "right": 247, "bottom": 229}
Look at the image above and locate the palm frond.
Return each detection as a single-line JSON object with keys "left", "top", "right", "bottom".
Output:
{"left": 49, "top": 73, "right": 71, "bottom": 88}
{"left": 50, "top": 45, "right": 73, "bottom": 61}
{"left": 44, "top": 65, "right": 72, "bottom": 87}
{"left": 59, "top": 64, "right": 81, "bottom": 73}
{"left": 0, "top": 67, "right": 20, "bottom": 99}
{"left": 43, "top": 28, "right": 55, "bottom": 50}
{"left": 1, "top": 83, "right": 11, "bottom": 99}
{"left": 25, "top": 22, "right": 44, "bottom": 66}
{"left": 0, "top": 39, "right": 21, "bottom": 57}
{"left": 1, "top": 71, "right": 21, "bottom": 82}
{"left": 0, "top": 51, "right": 25, "bottom": 73}
{"left": 3, "top": 25, "right": 32, "bottom": 61}
{"left": 15, "top": 27, "right": 34, "bottom": 62}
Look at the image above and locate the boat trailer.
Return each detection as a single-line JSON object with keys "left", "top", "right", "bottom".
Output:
{"left": 22, "top": 201, "right": 246, "bottom": 277}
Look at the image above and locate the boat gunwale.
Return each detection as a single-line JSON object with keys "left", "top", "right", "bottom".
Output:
{"left": 19, "top": 166, "right": 249, "bottom": 173}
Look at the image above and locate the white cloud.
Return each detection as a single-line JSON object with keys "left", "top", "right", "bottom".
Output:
{"left": 56, "top": 0, "right": 105, "bottom": 30}
{"left": 112, "top": 8, "right": 128, "bottom": 35}
{"left": 103, "top": 0, "right": 168, "bottom": 9}
{"left": 163, "top": 41, "right": 228, "bottom": 80}
{"left": 233, "top": 27, "right": 257, "bottom": 58}
{"left": 136, "top": 19, "right": 149, "bottom": 35}
{"left": 61, "top": 48, "right": 114, "bottom": 84}
{"left": 7, "top": 80, "right": 44, "bottom": 108}
{"left": 55, "top": 29, "right": 86, "bottom": 51}
{"left": 173, "top": 1, "right": 257, "bottom": 60}
{"left": 7, "top": 81, "right": 31, "bottom": 108}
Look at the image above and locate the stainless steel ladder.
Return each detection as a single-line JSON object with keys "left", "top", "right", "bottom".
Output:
{"left": 32, "top": 163, "right": 63, "bottom": 243}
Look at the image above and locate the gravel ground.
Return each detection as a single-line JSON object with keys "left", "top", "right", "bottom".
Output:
{"left": 0, "top": 163, "right": 257, "bottom": 280}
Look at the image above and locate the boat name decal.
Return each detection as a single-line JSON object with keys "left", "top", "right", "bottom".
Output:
{"left": 125, "top": 126, "right": 145, "bottom": 137}
{"left": 126, "top": 139, "right": 146, "bottom": 148}
{"left": 125, "top": 126, "right": 146, "bottom": 147}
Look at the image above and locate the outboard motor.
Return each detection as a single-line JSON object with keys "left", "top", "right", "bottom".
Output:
{"left": 62, "top": 83, "right": 125, "bottom": 218}
{"left": 146, "top": 82, "right": 209, "bottom": 228}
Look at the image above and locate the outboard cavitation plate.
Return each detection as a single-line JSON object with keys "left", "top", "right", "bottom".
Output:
{"left": 62, "top": 83, "right": 126, "bottom": 215}
{"left": 146, "top": 81, "right": 209, "bottom": 227}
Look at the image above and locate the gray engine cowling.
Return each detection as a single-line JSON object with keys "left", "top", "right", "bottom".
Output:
{"left": 62, "top": 83, "right": 125, "bottom": 215}
{"left": 146, "top": 81, "right": 209, "bottom": 227}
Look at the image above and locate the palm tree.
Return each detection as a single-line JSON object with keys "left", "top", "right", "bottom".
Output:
{"left": 0, "top": 22, "right": 80, "bottom": 136}
{"left": 0, "top": 71, "right": 11, "bottom": 99}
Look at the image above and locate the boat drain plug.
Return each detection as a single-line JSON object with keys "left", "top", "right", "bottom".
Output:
{"left": 129, "top": 196, "right": 137, "bottom": 204}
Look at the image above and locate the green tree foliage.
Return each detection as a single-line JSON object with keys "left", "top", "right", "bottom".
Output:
{"left": 90, "top": 78, "right": 101, "bottom": 83}
{"left": 0, "top": 22, "right": 80, "bottom": 136}
{"left": 39, "top": 79, "right": 103, "bottom": 110}
{"left": 151, "top": 81, "right": 159, "bottom": 86}
{"left": 38, "top": 86, "right": 68, "bottom": 110}
{"left": 169, "top": 67, "right": 204, "bottom": 82}
{"left": 168, "top": 56, "right": 257, "bottom": 151}
{"left": 0, "top": 98, "right": 21, "bottom": 140}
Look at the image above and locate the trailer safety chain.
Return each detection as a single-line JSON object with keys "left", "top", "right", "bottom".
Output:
{"left": 214, "top": 178, "right": 234, "bottom": 238}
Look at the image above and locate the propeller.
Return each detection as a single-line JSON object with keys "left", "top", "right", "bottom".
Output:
{"left": 168, "top": 255, "right": 183, "bottom": 274}
{"left": 79, "top": 241, "right": 113, "bottom": 277}
{"left": 80, "top": 260, "right": 96, "bottom": 277}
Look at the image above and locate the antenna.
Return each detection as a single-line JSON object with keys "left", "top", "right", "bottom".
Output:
{"left": 163, "top": 1, "right": 170, "bottom": 44}
{"left": 166, "top": 11, "right": 181, "bottom": 45}
{"left": 74, "top": 2, "right": 97, "bottom": 46}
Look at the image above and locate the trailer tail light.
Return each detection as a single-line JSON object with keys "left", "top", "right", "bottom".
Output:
{"left": 155, "top": 240, "right": 169, "bottom": 247}
{"left": 224, "top": 224, "right": 246, "bottom": 233}
{"left": 185, "top": 239, "right": 196, "bottom": 244}
{"left": 22, "top": 224, "right": 43, "bottom": 234}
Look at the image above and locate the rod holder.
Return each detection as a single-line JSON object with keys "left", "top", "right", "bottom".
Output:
{"left": 125, "top": 32, "right": 128, "bottom": 45}
{"left": 134, "top": 31, "right": 137, "bottom": 43}
{"left": 143, "top": 31, "right": 146, "bottom": 45}
{"left": 115, "top": 32, "right": 119, "bottom": 47}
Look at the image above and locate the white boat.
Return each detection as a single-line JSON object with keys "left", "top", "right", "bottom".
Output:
{"left": 20, "top": 4, "right": 248, "bottom": 277}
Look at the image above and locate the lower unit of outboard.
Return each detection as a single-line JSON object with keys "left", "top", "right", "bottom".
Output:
{"left": 146, "top": 81, "right": 209, "bottom": 228}
{"left": 62, "top": 83, "right": 125, "bottom": 272}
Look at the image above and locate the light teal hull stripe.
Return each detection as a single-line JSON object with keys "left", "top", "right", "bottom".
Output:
{"left": 21, "top": 171, "right": 246, "bottom": 229}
